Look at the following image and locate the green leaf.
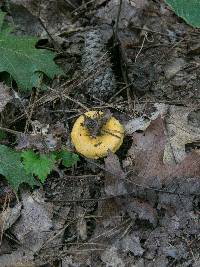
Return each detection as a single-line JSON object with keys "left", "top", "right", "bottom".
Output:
{"left": 22, "top": 150, "right": 56, "bottom": 183}
{"left": 0, "top": 10, "right": 5, "bottom": 30}
{"left": 0, "top": 130, "right": 6, "bottom": 141}
{"left": 165, "top": 0, "right": 200, "bottom": 28}
{"left": 0, "top": 12, "right": 13, "bottom": 35}
{"left": 0, "top": 11, "right": 63, "bottom": 91}
{"left": 0, "top": 145, "right": 37, "bottom": 191}
{"left": 55, "top": 150, "right": 79, "bottom": 168}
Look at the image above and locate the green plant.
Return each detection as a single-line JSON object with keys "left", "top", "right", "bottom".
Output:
{"left": 21, "top": 149, "right": 79, "bottom": 184}
{"left": 21, "top": 150, "right": 56, "bottom": 183}
{"left": 0, "top": 130, "right": 6, "bottom": 141}
{"left": 0, "top": 11, "right": 63, "bottom": 91}
{"left": 0, "top": 144, "right": 79, "bottom": 191}
{"left": 54, "top": 149, "right": 80, "bottom": 168}
{"left": 0, "top": 145, "right": 37, "bottom": 190}
{"left": 165, "top": 0, "right": 200, "bottom": 27}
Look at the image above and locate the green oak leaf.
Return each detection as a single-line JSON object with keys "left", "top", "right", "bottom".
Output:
{"left": 165, "top": 0, "right": 200, "bottom": 28}
{"left": 0, "top": 11, "right": 63, "bottom": 91}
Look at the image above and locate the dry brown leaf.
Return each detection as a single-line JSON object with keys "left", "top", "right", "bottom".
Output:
{"left": 10, "top": 0, "right": 73, "bottom": 36}
{"left": 129, "top": 117, "right": 200, "bottom": 187}
{"left": 76, "top": 206, "right": 87, "bottom": 241}
{"left": 16, "top": 133, "right": 46, "bottom": 151}
{"left": 0, "top": 203, "right": 21, "bottom": 233}
{"left": 104, "top": 151, "right": 127, "bottom": 197}
{"left": 16, "top": 122, "right": 66, "bottom": 151}
{"left": 164, "top": 106, "right": 200, "bottom": 163}
{"left": 0, "top": 251, "right": 35, "bottom": 267}
{"left": 123, "top": 198, "right": 158, "bottom": 226}
{"left": 164, "top": 58, "right": 186, "bottom": 79}
{"left": 12, "top": 190, "right": 53, "bottom": 253}
{"left": 125, "top": 103, "right": 168, "bottom": 135}
{"left": 104, "top": 151, "right": 158, "bottom": 225}
{"left": 117, "top": 232, "right": 144, "bottom": 256}
{"left": 95, "top": 0, "right": 149, "bottom": 29}
{"left": 0, "top": 83, "right": 12, "bottom": 112}
{"left": 101, "top": 246, "right": 125, "bottom": 267}
{"left": 98, "top": 198, "right": 125, "bottom": 230}
{"left": 0, "top": 181, "right": 15, "bottom": 205}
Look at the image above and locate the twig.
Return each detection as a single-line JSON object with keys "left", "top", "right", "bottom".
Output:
{"left": 0, "top": 196, "right": 10, "bottom": 246}
{"left": 90, "top": 219, "right": 131, "bottom": 242}
{"left": 72, "top": 0, "right": 97, "bottom": 15}
{"left": 90, "top": 95, "right": 135, "bottom": 119}
{"left": 40, "top": 221, "right": 75, "bottom": 250}
{"left": 129, "top": 25, "right": 173, "bottom": 37}
{"left": 0, "top": 126, "right": 21, "bottom": 135}
{"left": 38, "top": 17, "right": 61, "bottom": 52}
{"left": 24, "top": 89, "right": 39, "bottom": 133}
{"left": 63, "top": 174, "right": 102, "bottom": 179}
{"left": 114, "top": 0, "right": 122, "bottom": 42}
{"left": 154, "top": 38, "right": 185, "bottom": 66}
{"left": 109, "top": 82, "right": 134, "bottom": 102}
{"left": 47, "top": 176, "right": 200, "bottom": 203}
{"left": 135, "top": 33, "right": 146, "bottom": 62}
{"left": 64, "top": 0, "right": 78, "bottom": 9}
{"left": 47, "top": 87, "right": 89, "bottom": 111}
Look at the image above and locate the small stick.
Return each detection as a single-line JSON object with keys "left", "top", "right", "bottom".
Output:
{"left": 0, "top": 126, "right": 21, "bottom": 135}
{"left": 114, "top": 0, "right": 122, "bottom": 42}
{"left": 38, "top": 17, "right": 61, "bottom": 52}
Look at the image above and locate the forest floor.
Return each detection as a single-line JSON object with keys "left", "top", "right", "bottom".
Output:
{"left": 0, "top": 0, "right": 200, "bottom": 266}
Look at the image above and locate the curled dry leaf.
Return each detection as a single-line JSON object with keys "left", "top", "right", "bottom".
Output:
{"left": 128, "top": 116, "right": 200, "bottom": 187}
{"left": 0, "top": 83, "right": 12, "bottom": 112}
{"left": 125, "top": 103, "right": 168, "bottom": 135}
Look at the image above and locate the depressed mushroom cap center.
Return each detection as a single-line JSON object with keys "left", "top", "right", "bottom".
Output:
{"left": 71, "top": 111, "right": 124, "bottom": 159}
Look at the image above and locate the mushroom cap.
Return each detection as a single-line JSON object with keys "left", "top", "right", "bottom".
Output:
{"left": 71, "top": 111, "right": 124, "bottom": 159}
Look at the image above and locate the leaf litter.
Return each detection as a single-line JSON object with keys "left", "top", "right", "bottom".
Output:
{"left": 128, "top": 116, "right": 200, "bottom": 187}
{"left": 0, "top": 83, "right": 12, "bottom": 113}
{"left": 1, "top": 0, "right": 200, "bottom": 266}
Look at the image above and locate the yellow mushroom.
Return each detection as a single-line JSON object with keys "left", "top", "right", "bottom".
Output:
{"left": 71, "top": 111, "right": 124, "bottom": 159}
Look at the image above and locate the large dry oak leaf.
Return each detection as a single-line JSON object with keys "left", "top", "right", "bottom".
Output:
{"left": 129, "top": 117, "right": 200, "bottom": 187}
